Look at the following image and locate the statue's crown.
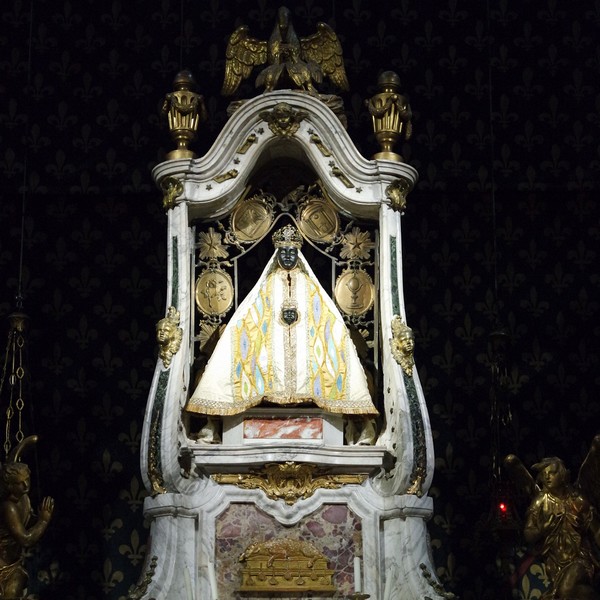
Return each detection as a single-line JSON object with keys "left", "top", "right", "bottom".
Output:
{"left": 272, "top": 224, "right": 303, "bottom": 248}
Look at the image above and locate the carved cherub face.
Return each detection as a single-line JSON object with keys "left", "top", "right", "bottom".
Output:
{"left": 399, "top": 331, "right": 414, "bottom": 353}
{"left": 277, "top": 246, "right": 299, "bottom": 270}
{"left": 156, "top": 321, "right": 175, "bottom": 345}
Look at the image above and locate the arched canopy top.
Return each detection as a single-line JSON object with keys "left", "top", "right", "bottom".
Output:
{"left": 152, "top": 90, "right": 417, "bottom": 222}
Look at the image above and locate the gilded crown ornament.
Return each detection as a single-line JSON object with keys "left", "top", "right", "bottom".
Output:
{"left": 272, "top": 224, "right": 303, "bottom": 248}
{"left": 222, "top": 6, "right": 349, "bottom": 96}
{"left": 365, "top": 70, "right": 412, "bottom": 162}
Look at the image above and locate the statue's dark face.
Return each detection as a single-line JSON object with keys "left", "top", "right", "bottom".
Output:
{"left": 281, "top": 307, "right": 298, "bottom": 325}
{"left": 277, "top": 246, "right": 298, "bottom": 270}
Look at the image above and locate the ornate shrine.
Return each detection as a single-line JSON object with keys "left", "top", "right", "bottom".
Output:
{"left": 134, "top": 9, "right": 450, "bottom": 600}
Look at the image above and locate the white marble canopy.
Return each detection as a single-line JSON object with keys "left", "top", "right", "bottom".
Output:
{"left": 136, "top": 88, "right": 446, "bottom": 600}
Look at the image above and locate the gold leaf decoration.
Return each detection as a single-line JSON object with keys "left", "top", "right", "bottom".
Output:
{"left": 212, "top": 462, "right": 366, "bottom": 505}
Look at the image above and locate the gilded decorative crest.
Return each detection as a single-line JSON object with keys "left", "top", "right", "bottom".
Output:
{"left": 212, "top": 462, "right": 365, "bottom": 504}
{"left": 195, "top": 269, "right": 234, "bottom": 317}
{"left": 334, "top": 269, "right": 375, "bottom": 317}
{"left": 239, "top": 538, "right": 336, "bottom": 593}
{"left": 160, "top": 176, "right": 183, "bottom": 211}
{"left": 386, "top": 177, "right": 412, "bottom": 213}
{"left": 259, "top": 102, "right": 308, "bottom": 137}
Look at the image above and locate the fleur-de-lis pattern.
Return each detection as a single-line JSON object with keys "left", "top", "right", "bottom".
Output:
{"left": 1, "top": 1, "right": 598, "bottom": 598}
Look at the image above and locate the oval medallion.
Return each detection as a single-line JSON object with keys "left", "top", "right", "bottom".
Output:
{"left": 298, "top": 200, "right": 340, "bottom": 243}
{"left": 195, "top": 269, "right": 234, "bottom": 316}
{"left": 334, "top": 269, "right": 375, "bottom": 316}
{"left": 231, "top": 197, "right": 274, "bottom": 242}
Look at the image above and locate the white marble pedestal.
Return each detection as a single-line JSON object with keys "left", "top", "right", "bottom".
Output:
{"left": 133, "top": 429, "right": 448, "bottom": 600}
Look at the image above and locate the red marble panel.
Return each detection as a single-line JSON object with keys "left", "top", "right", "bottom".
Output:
{"left": 243, "top": 416, "right": 324, "bottom": 440}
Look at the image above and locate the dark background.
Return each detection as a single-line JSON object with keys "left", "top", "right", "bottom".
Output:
{"left": 1, "top": 1, "right": 598, "bottom": 598}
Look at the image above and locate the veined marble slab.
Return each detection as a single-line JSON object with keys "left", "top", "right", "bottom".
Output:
{"left": 223, "top": 408, "right": 343, "bottom": 446}
{"left": 243, "top": 416, "right": 324, "bottom": 440}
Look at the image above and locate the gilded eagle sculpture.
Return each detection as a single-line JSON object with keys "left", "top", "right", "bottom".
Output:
{"left": 222, "top": 6, "right": 349, "bottom": 96}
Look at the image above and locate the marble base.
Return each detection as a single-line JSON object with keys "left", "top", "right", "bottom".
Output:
{"left": 135, "top": 480, "right": 448, "bottom": 600}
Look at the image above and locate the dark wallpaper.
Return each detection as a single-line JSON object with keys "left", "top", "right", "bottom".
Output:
{"left": 1, "top": 1, "right": 599, "bottom": 598}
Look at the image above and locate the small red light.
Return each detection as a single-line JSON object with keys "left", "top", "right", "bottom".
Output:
{"left": 498, "top": 502, "right": 507, "bottom": 512}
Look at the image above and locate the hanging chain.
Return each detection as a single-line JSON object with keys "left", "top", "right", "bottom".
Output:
{"left": 1, "top": 316, "right": 27, "bottom": 457}
{"left": 14, "top": 329, "right": 25, "bottom": 444}
{"left": 0, "top": 328, "right": 14, "bottom": 457}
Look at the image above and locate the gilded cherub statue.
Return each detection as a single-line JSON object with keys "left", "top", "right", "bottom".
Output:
{"left": 504, "top": 435, "right": 600, "bottom": 600}
{"left": 222, "top": 6, "right": 349, "bottom": 96}
{"left": 390, "top": 315, "right": 415, "bottom": 376}
{"left": 0, "top": 436, "right": 54, "bottom": 599}
{"left": 156, "top": 306, "right": 183, "bottom": 369}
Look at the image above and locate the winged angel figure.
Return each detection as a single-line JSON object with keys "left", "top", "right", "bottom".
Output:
{"left": 504, "top": 435, "right": 600, "bottom": 599}
{"left": 0, "top": 435, "right": 54, "bottom": 598}
{"left": 222, "top": 6, "right": 349, "bottom": 96}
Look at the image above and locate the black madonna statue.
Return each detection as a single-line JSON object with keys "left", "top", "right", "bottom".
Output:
{"left": 186, "top": 224, "right": 378, "bottom": 422}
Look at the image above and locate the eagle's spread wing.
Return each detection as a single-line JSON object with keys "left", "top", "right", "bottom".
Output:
{"left": 576, "top": 434, "right": 600, "bottom": 512}
{"left": 300, "top": 23, "right": 349, "bottom": 92}
{"left": 222, "top": 26, "right": 268, "bottom": 96}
